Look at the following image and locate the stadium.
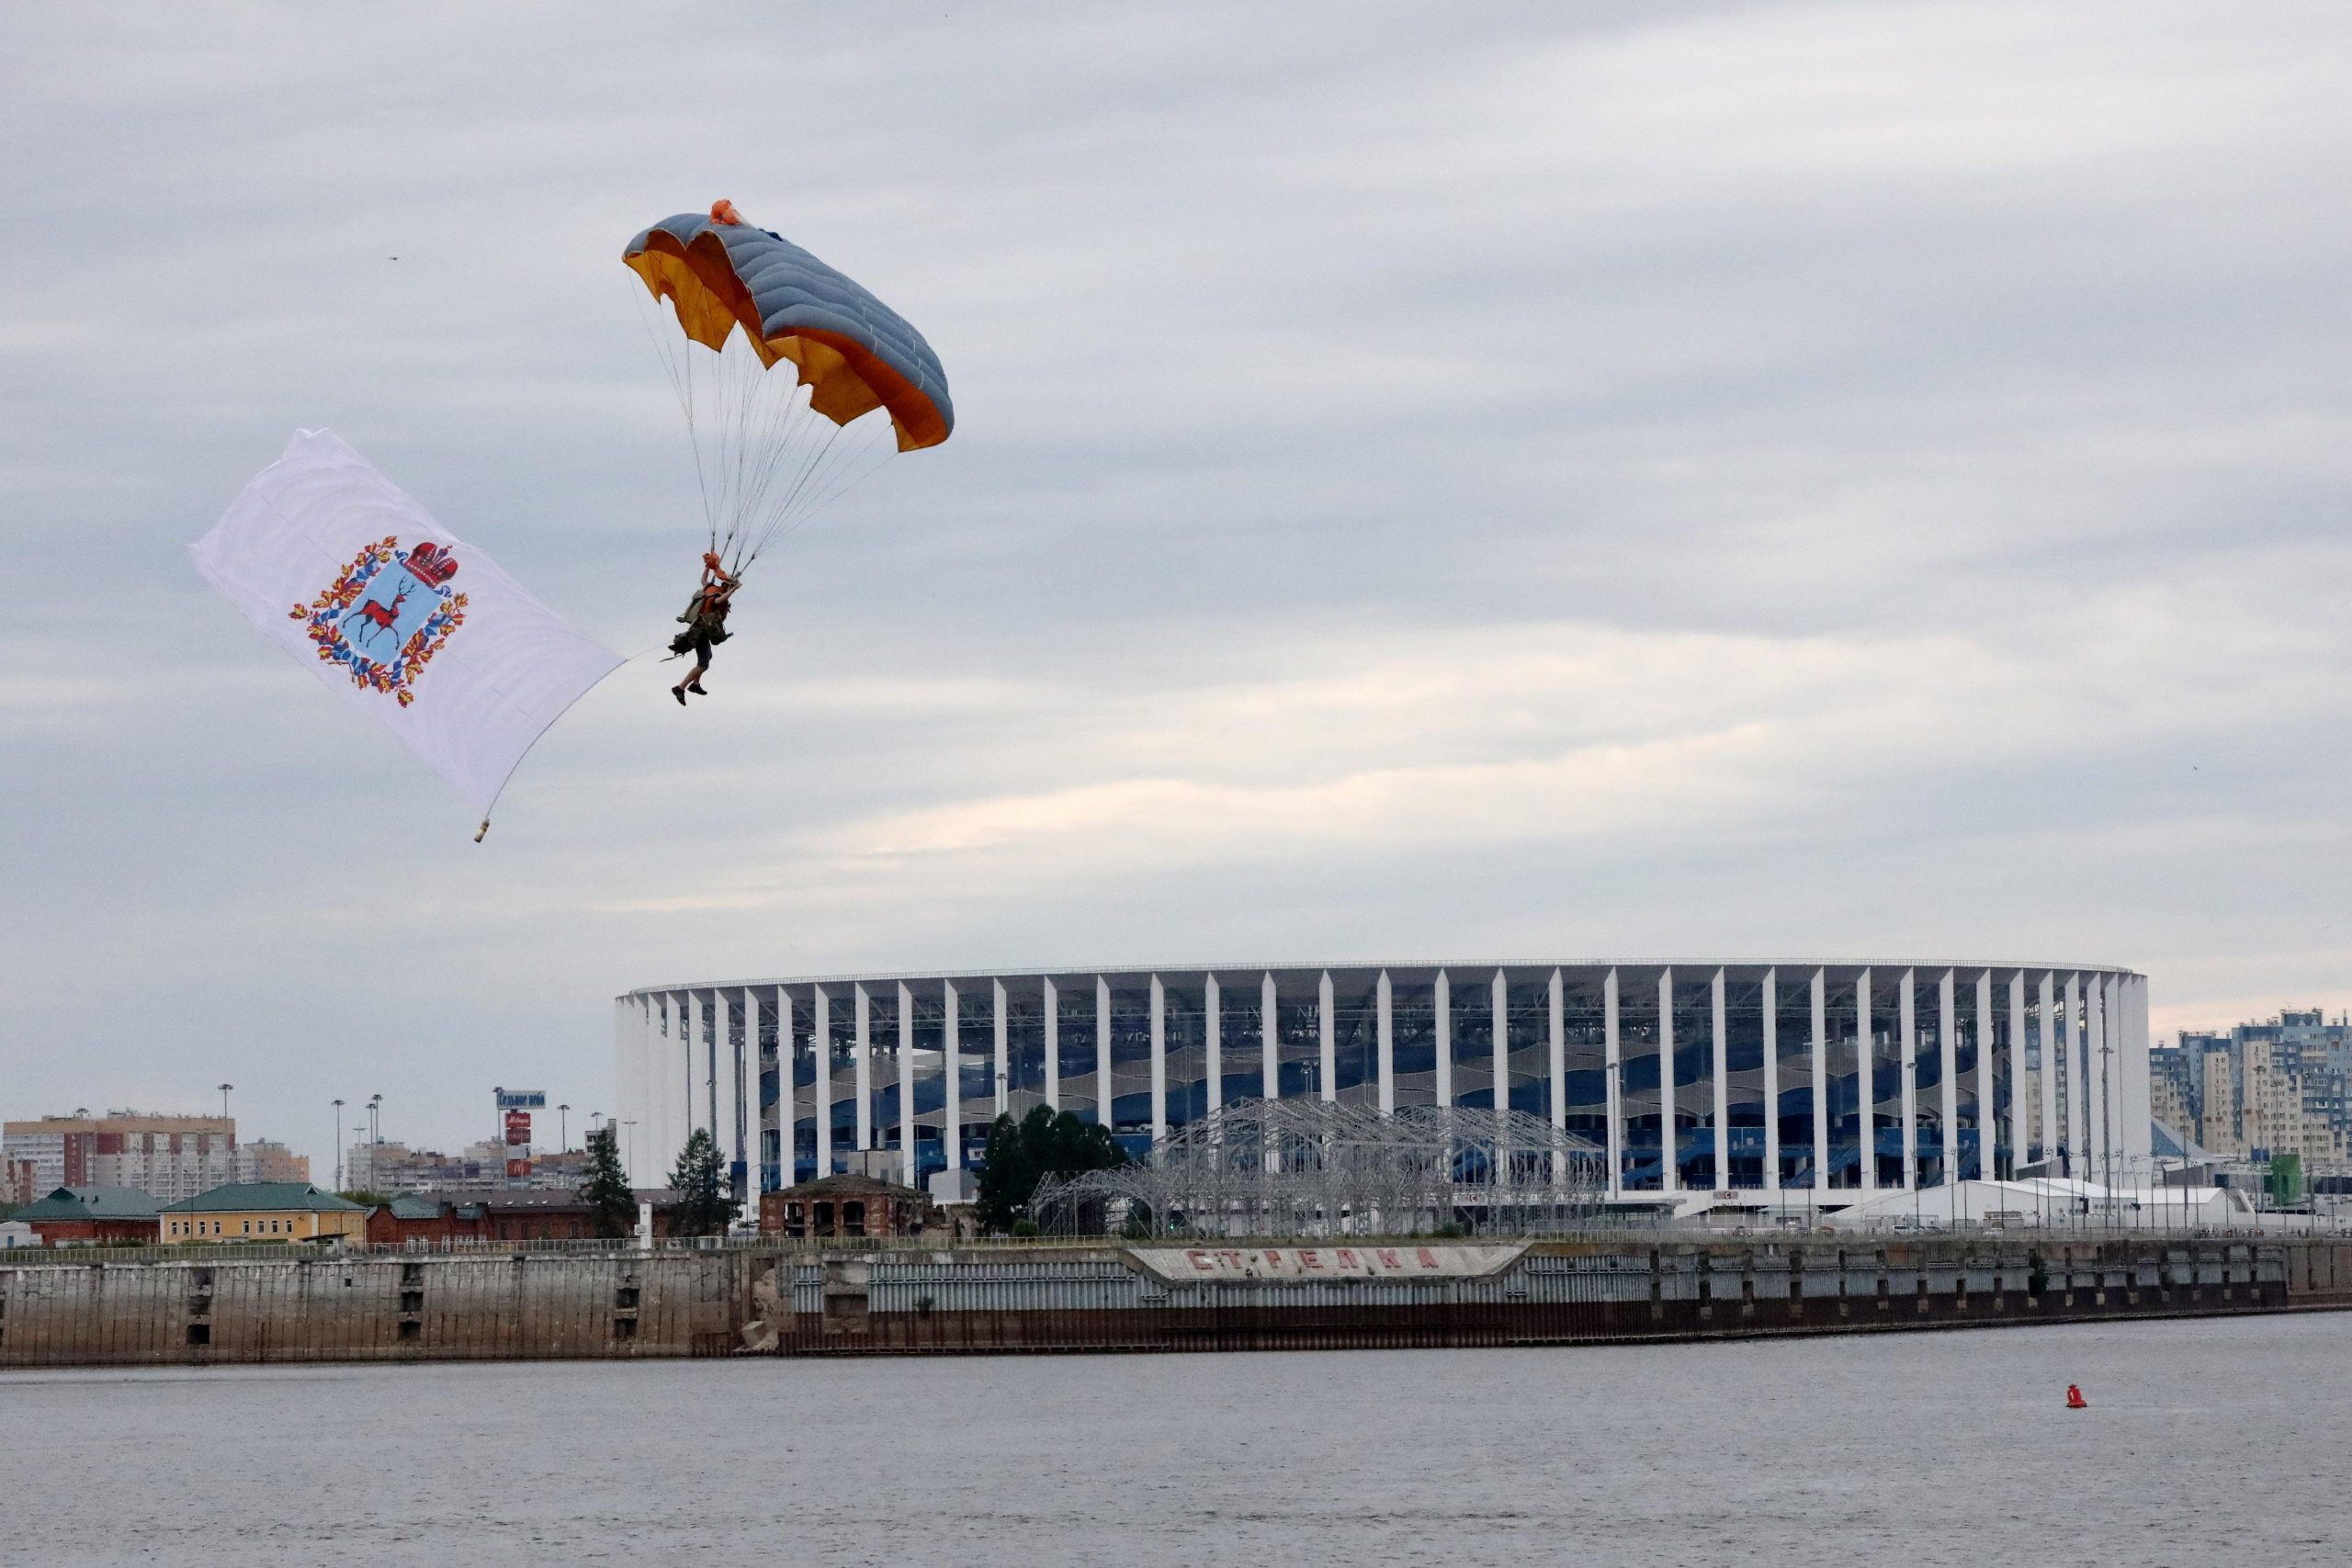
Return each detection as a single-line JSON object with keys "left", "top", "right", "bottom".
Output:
{"left": 613, "top": 960, "right": 2152, "bottom": 1223}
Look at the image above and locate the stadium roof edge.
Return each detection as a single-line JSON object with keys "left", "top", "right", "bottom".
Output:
{"left": 621, "top": 958, "right": 2143, "bottom": 998}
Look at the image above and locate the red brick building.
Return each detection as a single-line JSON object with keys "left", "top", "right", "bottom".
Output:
{"left": 761, "top": 1174, "right": 938, "bottom": 1239}
{"left": 16, "top": 1187, "right": 163, "bottom": 1247}
{"left": 367, "top": 1190, "right": 682, "bottom": 1246}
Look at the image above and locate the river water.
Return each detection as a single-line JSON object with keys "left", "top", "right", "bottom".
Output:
{"left": 1, "top": 1314, "right": 2344, "bottom": 1567}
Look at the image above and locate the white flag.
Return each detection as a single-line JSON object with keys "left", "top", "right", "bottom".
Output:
{"left": 192, "top": 430, "right": 622, "bottom": 826}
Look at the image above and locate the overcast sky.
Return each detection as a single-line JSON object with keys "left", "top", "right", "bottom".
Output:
{"left": 4, "top": 3, "right": 2349, "bottom": 1170}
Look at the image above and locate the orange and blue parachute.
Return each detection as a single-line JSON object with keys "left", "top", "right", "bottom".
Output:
{"left": 624, "top": 199, "right": 952, "bottom": 573}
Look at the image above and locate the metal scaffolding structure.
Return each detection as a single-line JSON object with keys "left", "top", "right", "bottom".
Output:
{"left": 1030, "top": 1099, "right": 1611, "bottom": 1239}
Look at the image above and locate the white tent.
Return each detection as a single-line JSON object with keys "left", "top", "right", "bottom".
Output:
{"left": 1827, "top": 1177, "right": 2247, "bottom": 1232}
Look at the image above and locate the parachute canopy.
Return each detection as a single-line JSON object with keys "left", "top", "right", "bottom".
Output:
{"left": 623, "top": 204, "right": 953, "bottom": 453}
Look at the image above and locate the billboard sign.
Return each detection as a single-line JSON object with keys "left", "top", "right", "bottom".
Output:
{"left": 494, "top": 1089, "right": 547, "bottom": 1110}
{"left": 504, "top": 1111, "right": 531, "bottom": 1146}
{"left": 506, "top": 1157, "right": 531, "bottom": 1179}
{"left": 1132, "top": 1244, "right": 1528, "bottom": 1282}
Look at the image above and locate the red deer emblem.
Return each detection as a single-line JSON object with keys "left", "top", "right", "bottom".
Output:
{"left": 342, "top": 582, "right": 411, "bottom": 650}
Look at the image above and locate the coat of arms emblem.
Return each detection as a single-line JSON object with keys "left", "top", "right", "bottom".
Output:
{"left": 289, "top": 537, "right": 468, "bottom": 706}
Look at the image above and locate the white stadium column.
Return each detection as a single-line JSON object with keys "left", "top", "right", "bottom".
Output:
{"left": 2067, "top": 973, "right": 2086, "bottom": 1172}
{"left": 1044, "top": 976, "right": 1060, "bottom": 1111}
{"left": 2038, "top": 973, "right": 2057, "bottom": 1168}
{"left": 944, "top": 980, "right": 962, "bottom": 1177}
{"left": 2089, "top": 974, "right": 2110, "bottom": 1185}
{"left": 613, "top": 996, "right": 636, "bottom": 1179}
{"left": 680, "top": 990, "right": 697, "bottom": 1162}
{"left": 1547, "top": 969, "right": 1566, "bottom": 1133}
{"left": 1149, "top": 974, "right": 1168, "bottom": 1142}
{"left": 1204, "top": 974, "right": 1223, "bottom": 1115}
{"left": 1434, "top": 970, "right": 1453, "bottom": 1108}
{"left": 693, "top": 989, "right": 714, "bottom": 1138}
{"left": 1659, "top": 968, "right": 1678, "bottom": 1195}
{"left": 812, "top": 987, "right": 831, "bottom": 1178}
{"left": 1939, "top": 970, "right": 1958, "bottom": 1187}
{"left": 992, "top": 978, "right": 1009, "bottom": 1116}
{"left": 1891, "top": 968, "right": 1909, "bottom": 1189}
{"left": 645, "top": 992, "right": 664, "bottom": 1182}
{"left": 854, "top": 984, "right": 874, "bottom": 1152}
{"left": 1603, "top": 968, "right": 1622, "bottom": 1198}
{"left": 1974, "top": 971, "right": 1994, "bottom": 1180}
{"left": 1374, "top": 971, "right": 1395, "bottom": 1114}
{"left": 1489, "top": 970, "right": 1508, "bottom": 1118}
{"left": 673, "top": 990, "right": 692, "bottom": 1143}
{"left": 1809, "top": 969, "right": 1828, "bottom": 1194}
{"left": 899, "top": 982, "right": 916, "bottom": 1187}
{"left": 1761, "top": 968, "right": 1780, "bottom": 1192}
{"left": 2114, "top": 974, "right": 2135, "bottom": 1174}
{"left": 2126, "top": 974, "right": 2153, "bottom": 1168}
{"left": 741, "top": 986, "right": 761, "bottom": 1198}
{"left": 2007, "top": 972, "right": 2026, "bottom": 1174}
{"left": 1096, "top": 975, "right": 1114, "bottom": 1128}
{"left": 646, "top": 995, "right": 663, "bottom": 1179}
{"left": 1856, "top": 971, "right": 1873, "bottom": 1193}
{"left": 658, "top": 991, "right": 677, "bottom": 1165}
{"left": 631, "top": 993, "right": 652, "bottom": 1183}
{"left": 1261, "top": 973, "right": 1278, "bottom": 1102}
{"left": 727, "top": 988, "right": 745, "bottom": 1191}
{"left": 1320, "top": 971, "right": 1338, "bottom": 1103}
{"left": 675, "top": 990, "right": 695, "bottom": 1146}
{"left": 1710, "top": 967, "right": 1729, "bottom": 1191}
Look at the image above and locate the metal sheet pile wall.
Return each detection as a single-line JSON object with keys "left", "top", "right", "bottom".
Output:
{"left": 0, "top": 1237, "right": 2335, "bottom": 1367}
{"left": 0, "top": 1252, "right": 758, "bottom": 1366}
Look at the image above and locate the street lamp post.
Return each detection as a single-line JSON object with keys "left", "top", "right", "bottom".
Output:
{"left": 559, "top": 1103, "right": 571, "bottom": 1152}
{"left": 367, "top": 1094, "right": 382, "bottom": 1189}
{"left": 332, "top": 1098, "right": 345, "bottom": 1190}
{"left": 220, "top": 1083, "right": 233, "bottom": 1121}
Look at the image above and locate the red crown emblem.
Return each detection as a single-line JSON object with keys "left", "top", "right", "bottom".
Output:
{"left": 404, "top": 541, "right": 458, "bottom": 588}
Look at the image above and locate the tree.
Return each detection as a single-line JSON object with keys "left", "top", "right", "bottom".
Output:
{"left": 975, "top": 1106, "right": 1128, "bottom": 1235}
{"left": 669, "top": 1128, "right": 732, "bottom": 1236}
{"left": 581, "top": 1125, "right": 637, "bottom": 1239}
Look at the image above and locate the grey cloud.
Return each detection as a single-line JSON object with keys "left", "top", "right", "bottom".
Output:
{"left": 2, "top": 1, "right": 2349, "bottom": 1162}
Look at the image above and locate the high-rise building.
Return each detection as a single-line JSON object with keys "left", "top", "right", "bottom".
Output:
{"left": 2148, "top": 1045, "right": 2196, "bottom": 1144}
{"left": 2, "top": 1114, "right": 240, "bottom": 1202}
{"left": 235, "top": 1140, "right": 311, "bottom": 1185}
{"left": 2174, "top": 1011, "right": 2352, "bottom": 1174}
{"left": 2198, "top": 1043, "right": 2241, "bottom": 1156}
{"left": 340, "top": 1139, "right": 582, "bottom": 1194}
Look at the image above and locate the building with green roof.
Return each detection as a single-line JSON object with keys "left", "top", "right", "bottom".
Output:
{"left": 17, "top": 1186, "right": 163, "bottom": 1247}
{"left": 159, "top": 1182, "right": 366, "bottom": 1244}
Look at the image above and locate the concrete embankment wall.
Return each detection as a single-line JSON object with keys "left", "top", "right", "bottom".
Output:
{"left": 2, "top": 1237, "right": 2345, "bottom": 1368}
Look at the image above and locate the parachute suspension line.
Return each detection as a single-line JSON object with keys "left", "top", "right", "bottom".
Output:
{"left": 632, "top": 283, "right": 904, "bottom": 578}
{"left": 632, "top": 287, "right": 723, "bottom": 556}
{"left": 741, "top": 422, "right": 895, "bottom": 566}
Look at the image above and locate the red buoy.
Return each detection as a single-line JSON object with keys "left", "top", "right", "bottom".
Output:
{"left": 2065, "top": 1384, "right": 2087, "bottom": 1409}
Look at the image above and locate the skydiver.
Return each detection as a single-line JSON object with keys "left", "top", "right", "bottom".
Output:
{"left": 669, "top": 552, "right": 739, "bottom": 704}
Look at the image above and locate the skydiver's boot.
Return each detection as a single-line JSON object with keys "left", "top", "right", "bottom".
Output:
{"left": 686, "top": 682, "right": 707, "bottom": 695}
{"left": 672, "top": 683, "right": 688, "bottom": 705}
